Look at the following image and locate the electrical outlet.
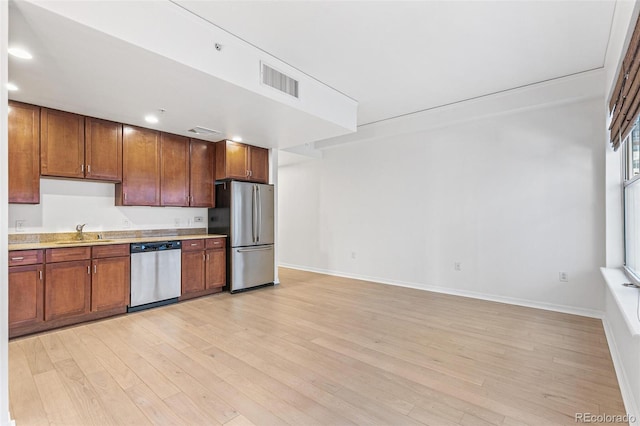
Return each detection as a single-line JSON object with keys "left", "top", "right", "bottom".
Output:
{"left": 123, "top": 219, "right": 130, "bottom": 228}
{"left": 351, "top": 251, "right": 356, "bottom": 259}
{"left": 15, "top": 220, "right": 25, "bottom": 232}
{"left": 174, "top": 218, "right": 180, "bottom": 227}
{"left": 559, "top": 272, "right": 569, "bottom": 282}
{"left": 194, "top": 216, "right": 204, "bottom": 223}
{"left": 454, "top": 262, "right": 461, "bottom": 271}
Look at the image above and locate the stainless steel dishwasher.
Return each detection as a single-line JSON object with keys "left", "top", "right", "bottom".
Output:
{"left": 128, "top": 241, "right": 181, "bottom": 312}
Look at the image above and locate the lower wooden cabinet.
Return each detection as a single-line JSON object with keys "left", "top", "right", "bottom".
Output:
{"left": 45, "top": 260, "right": 91, "bottom": 321}
{"left": 8, "top": 264, "right": 44, "bottom": 329}
{"left": 181, "top": 238, "right": 226, "bottom": 300}
{"left": 92, "top": 256, "right": 130, "bottom": 312}
{"left": 8, "top": 244, "right": 131, "bottom": 338}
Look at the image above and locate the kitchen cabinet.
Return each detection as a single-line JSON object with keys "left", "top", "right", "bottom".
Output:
{"left": 205, "top": 238, "right": 226, "bottom": 289}
{"left": 181, "top": 238, "right": 226, "bottom": 299}
{"left": 40, "top": 108, "right": 85, "bottom": 178}
{"left": 189, "top": 139, "right": 215, "bottom": 207}
{"left": 215, "top": 140, "right": 269, "bottom": 184}
{"left": 161, "top": 133, "right": 190, "bottom": 206}
{"left": 8, "top": 101, "right": 40, "bottom": 204}
{"left": 8, "top": 250, "right": 44, "bottom": 331}
{"left": 44, "top": 247, "right": 92, "bottom": 321}
{"left": 91, "top": 244, "right": 130, "bottom": 312}
{"left": 117, "top": 125, "right": 161, "bottom": 206}
{"left": 84, "top": 117, "right": 123, "bottom": 181}
{"left": 41, "top": 111, "right": 123, "bottom": 181}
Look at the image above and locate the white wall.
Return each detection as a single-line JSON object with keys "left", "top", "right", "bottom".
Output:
{"left": 279, "top": 81, "right": 606, "bottom": 315}
{"left": 8, "top": 179, "right": 207, "bottom": 234}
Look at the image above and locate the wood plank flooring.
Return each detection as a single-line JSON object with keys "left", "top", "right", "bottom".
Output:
{"left": 9, "top": 268, "right": 626, "bottom": 425}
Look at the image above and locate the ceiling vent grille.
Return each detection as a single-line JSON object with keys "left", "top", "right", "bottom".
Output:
{"left": 188, "top": 126, "right": 221, "bottom": 136}
{"left": 261, "top": 62, "right": 299, "bottom": 99}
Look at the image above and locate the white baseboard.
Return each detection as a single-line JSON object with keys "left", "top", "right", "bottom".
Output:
{"left": 602, "top": 317, "right": 640, "bottom": 425}
{"left": 279, "top": 263, "right": 603, "bottom": 319}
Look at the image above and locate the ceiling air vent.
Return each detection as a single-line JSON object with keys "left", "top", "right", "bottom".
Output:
{"left": 188, "top": 126, "right": 221, "bottom": 136}
{"left": 261, "top": 62, "right": 299, "bottom": 99}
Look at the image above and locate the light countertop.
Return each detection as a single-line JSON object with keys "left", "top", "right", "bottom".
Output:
{"left": 9, "top": 234, "right": 226, "bottom": 251}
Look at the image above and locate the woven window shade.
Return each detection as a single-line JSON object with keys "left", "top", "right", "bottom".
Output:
{"left": 609, "top": 14, "right": 640, "bottom": 151}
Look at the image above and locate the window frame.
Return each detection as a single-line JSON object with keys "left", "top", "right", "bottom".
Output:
{"left": 623, "top": 117, "right": 640, "bottom": 284}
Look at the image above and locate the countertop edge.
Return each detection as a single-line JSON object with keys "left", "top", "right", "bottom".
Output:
{"left": 9, "top": 234, "right": 227, "bottom": 251}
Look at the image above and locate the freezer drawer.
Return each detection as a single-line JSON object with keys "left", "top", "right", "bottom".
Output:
{"left": 230, "top": 244, "right": 274, "bottom": 292}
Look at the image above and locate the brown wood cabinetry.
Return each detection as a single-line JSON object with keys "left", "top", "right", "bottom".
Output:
{"left": 40, "top": 108, "right": 85, "bottom": 178}
{"left": 117, "top": 126, "right": 161, "bottom": 206}
{"left": 161, "top": 133, "right": 190, "bottom": 206}
{"left": 84, "top": 117, "right": 123, "bottom": 181}
{"left": 181, "top": 238, "right": 226, "bottom": 299}
{"left": 45, "top": 258, "right": 91, "bottom": 321}
{"left": 215, "top": 140, "right": 269, "bottom": 183}
{"left": 8, "top": 250, "right": 44, "bottom": 331}
{"left": 91, "top": 244, "right": 130, "bottom": 312}
{"left": 8, "top": 101, "right": 40, "bottom": 204}
{"left": 189, "top": 139, "right": 215, "bottom": 207}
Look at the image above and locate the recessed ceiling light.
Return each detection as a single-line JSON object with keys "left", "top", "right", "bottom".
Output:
{"left": 145, "top": 115, "right": 159, "bottom": 124}
{"left": 231, "top": 136, "right": 243, "bottom": 142}
{"left": 8, "top": 47, "right": 33, "bottom": 59}
{"left": 6, "top": 82, "right": 18, "bottom": 91}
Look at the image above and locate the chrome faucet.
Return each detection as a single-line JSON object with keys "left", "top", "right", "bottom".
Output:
{"left": 76, "top": 223, "right": 87, "bottom": 240}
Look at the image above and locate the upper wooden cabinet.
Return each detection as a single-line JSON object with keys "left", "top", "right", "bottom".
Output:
{"left": 85, "top": 117, "right": 122, "bottom": 181}
{"left": 40, "top": 108, "right": 85, "bottom": 178}
{"left": 8, "top": 101, "right": 40, "bottom": 204}
{"left": 160, "top": 133, "right": 190, "bottom": 206}
{"left": 189, "top": 139, "right": 215, "bottom": 207}
{"left": 41, "top": 109, "right": 122, "bottom": 181}
{"left": 117, "top": 126, "right": 161, "bottom": 206}
{"left": 215, "top": 140, "right": 269, "bottom": 183}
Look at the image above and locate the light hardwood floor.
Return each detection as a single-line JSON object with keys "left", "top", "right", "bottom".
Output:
{"left": 9, "top": 268, "right": 626, "bottom": 425}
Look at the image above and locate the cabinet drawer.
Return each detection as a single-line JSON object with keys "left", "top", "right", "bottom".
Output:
{"left": 45, "top": 247, "right": 91, "bottom": 263}
{"left": 92, "top": 244, "right": 129, "bottom": 259}
{"left": 205, "top": 238, "right": 226, "bottom": 249}
{"left": 182, "top": 239, "right": 204, "bottom": 252}
{"left": 8, "top": 250, "right": 43, "bottom": 266}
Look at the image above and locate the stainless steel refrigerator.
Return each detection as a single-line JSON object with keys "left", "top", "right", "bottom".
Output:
{"left": 208, "top": 181, "right": 275, "bottom": 292}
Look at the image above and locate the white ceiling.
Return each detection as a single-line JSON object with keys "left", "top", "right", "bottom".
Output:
{"left": 8, "top": 0, "right": 616, "bottom": 149}
{"left": 177, "top": 0, "right": 615, "bottom": 126}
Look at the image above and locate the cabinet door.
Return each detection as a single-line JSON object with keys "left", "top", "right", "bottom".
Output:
{"left": 181, "top": 251, "right": 205, "bottom": 295}
{"left": 9, "top": 264, "right": 44, "bottom": 328}
{"left": 249, "top": 146, "right": 269, "bottom": 184}
{"left": 8, "top": 101, "right": 40, "bottom": 204}
{"left": 189, "top": 139, "right": 215, "bottom": 207}
{"left": 45, "top": 260, "right": 91, "bottom": 321}
{"left": 205, "top": 249, "right": 226, "bottom": 289}
{"left": 118, "top": 126, "right": 161, "bottom": 206}
{"left": 41, "top": 108, "right": 85, "bottom": 178}
{"left": 91, "top": 256, "right": 130, "bottom": 312}
{"left": 160, "top": 133, "right": 190, "bottom": 206}
{"left": 85, "top": 117, "right": 122, "bottom": 181}
{"left": 216, "top": 140, "right": 248, "bottom": 180}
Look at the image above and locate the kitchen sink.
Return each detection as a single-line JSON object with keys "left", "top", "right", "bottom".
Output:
{"left": 54, "top": 239, "right": 116, "bottom": 244}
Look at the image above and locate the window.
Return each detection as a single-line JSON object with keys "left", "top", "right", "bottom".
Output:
{"left": 624, "top": 116, "right": 640, "bottom": 280}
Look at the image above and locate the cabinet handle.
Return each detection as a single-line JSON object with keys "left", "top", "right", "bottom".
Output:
{"left": 191, "top": 243, "right": 198, "bottom": 246}
{"left": 124, "top": 193, "right": 127, "bottom": 201}
{"left": 203, "top": 253, "right": 206, "bottom": 261}
{"left": 10, "top": 256, "right": 24, "bottom": 261}
{"left": 87, "top": 266, "right": 90, "bottom": 275}
{"left": 39, "top": 270, "right": 43, "bottom": 281}
{"left": 207, "top": 254, "right": 210, "bottom": 261}
{"left": 87, "top": 165, "right": 91, "bottom": 174}
{"left": 81, "top": 164, "right": 85, "bottom": 173}
{"left": 94, "top": 265, "right": 97, "bottom": 274}
{"left": 249, "top": 170, "right": 253, "bottom": 177}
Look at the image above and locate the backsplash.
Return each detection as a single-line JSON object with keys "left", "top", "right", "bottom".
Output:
{"left": 8, "top": 178, "right": 208, "bottom": 234}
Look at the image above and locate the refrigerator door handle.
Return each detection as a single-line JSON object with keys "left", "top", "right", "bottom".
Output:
{"left": 252, "top": 184, "right": 258, "bottom": 243}
{"left": 257, "top": 185, "right": 261, "bottom": 243}
{"left": 237, "top": 246, "right": 272, "bottom": 253}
